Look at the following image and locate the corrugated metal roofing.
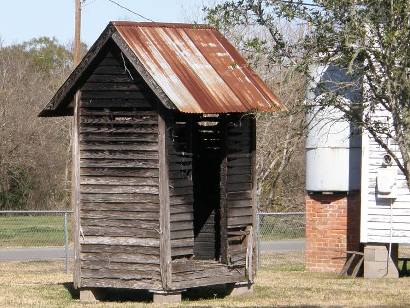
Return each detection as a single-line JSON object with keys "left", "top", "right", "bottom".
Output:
{"left": 113, "top": 22, "right": 283, "bottom": 113}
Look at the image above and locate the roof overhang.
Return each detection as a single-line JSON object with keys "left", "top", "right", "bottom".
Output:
{"left": 39, "top": 22, "right": 285, "bottom": 117}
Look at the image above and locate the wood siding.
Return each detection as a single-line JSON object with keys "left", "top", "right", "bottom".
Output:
{"left": 78, "top": 49, "right": 161, "bottom": 289}
{"left": 361, "top": 107, "right": 410, "bottom": 243}
{"left": 166, "top": 115, "right": 195, "bottom": 259}
{"left": 226, "top": 115, "right": 254, "bottom": 270}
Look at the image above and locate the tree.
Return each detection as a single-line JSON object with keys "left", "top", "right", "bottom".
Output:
{"left": 0, "top": 38, "right": 76, "bottom": 209}
{"left": 206, "top": 0, "right": 410, "bottom": 190}
{"left": 205, "top": 1, "right": 308, "bottom": 211}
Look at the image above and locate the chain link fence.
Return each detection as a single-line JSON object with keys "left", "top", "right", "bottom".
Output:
{"left": 0, "top": 210, "right": 305, "bottom": 271}
{"left": 0, "top": 210, "right": 73, "bottom": 272}
{"left": 256, "top": 212, "right": 306, "bottom": 268}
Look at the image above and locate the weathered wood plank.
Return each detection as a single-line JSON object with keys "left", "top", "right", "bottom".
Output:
{"left": 80, "top": 184, "right": 159, "bottom": 194}
{"left": 80, "top": 159, "right": 158, "bottom": 169}
{"left": 80, "top": 193, "right": 159, "bottom": 203}
{"left": 80, "top": 210, "right": 160, "bottom": 221}
{"left": 81, "top": 244, "right": 160, "bottom": 255}
{"left": 227, "top": 182, "right": 252, "bottom": 192}
{"left": 82, "top": 225, "right": 159, "bottom": 238}
{"left": 170, "top": 238, "right": 194, "bottom": 248}
{"left": 170, "top": 212, "right": 194, "bottom": 222}
{"left": 81, "top": 82, "right": 141, "bottom": 91}
{"left": 169, "top": 186, "right": 193, "bottom": 196}
{"left": 80, "top": 126, "right": 158, "bottom": 134}
{"left": 81, "top": 90, "right": 146, "bottom": 100}
{"left": 81, "top": 268, "right": 160, "bottom": 280}
{"left": 81, "top": 260, "right": 160, "bottom": 272}
{"left": 81, "top": 260, "right": 160, "bottom": 279}
{"left": 170, "top": 195, "right": 194, "bottom": 205}
{"left": 81, "top": 202, "right": 159, "bottom": 212}
{"left": 80, "top": 134, "right": 158, "bottom": 143}
{"left": 172, "top": 272, "right": 244, "bottom": 289}
{"left": 73, "top": 92, "right": 81, "bottom": 288}
{"left": 227, "top": 174, "right": 252, "bottom": 184}
{"left": 227, "top": 191, "right": 252, "bottom": 201}
{"left": 80, "top": 167, "right": 159, "bottom": 177}
{"left": 86, "top": 74, "right": 136, "bottom": 83}
{"left": 91, "top": 65, "right": 129, "bottom": 75}
{"left": 81, "top": 218, "right": 159, "bottom": 230}
{"left": 227, "top": 199, "right": 252, "bottom": 208}
{"left": 80, "top": 116, "right": 157, "bottom": 125}
{"left": 80, "top": 109, "right": 156, "bottom": 116}
{"left": 80, "top": 252, "right": 160, "bottom": 264}
{"left": 171, "top": 247, "right": 194, "bottom": 257}
{"left": 80, "top": 236, "right": 160, "bottom": 247}
{"left": 170, "top": 229, "right": 194, "bottom": 240}
{"left": 158, "top": 112, "right": 172, "bottom": 290}
{"left": 80, "top": 142, "right": 159, "bottom": 152}
{"left": 80, "top": 176, "right": 158, "bottom": 186}
{"left": 170, "top": 204, "right": 193, "bottom": 214}
{"left": 80, "top": 99, "right": 152, "bottom": 109}
{"left": 228, "top": 207, "right": 253, "bottom": 217}
{"left": 81, "top": 278, "right": 160, "bottom": 290}
{"left": 227, "top": 215, "right": 253, "bottom": 226}
{"left": 170, "top": 221, "right": 193, "bottom": 231}
{"left": 227, "top": 166, "right": 252, "bottom": 175}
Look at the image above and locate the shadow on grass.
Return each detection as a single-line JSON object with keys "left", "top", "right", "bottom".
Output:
{"left": 182, "top": 284, "right": 233, "bottom": 301}
{"left": 60, "top": 282, "right": 244, "bottom": 303}
{"left": 61, "top": 282, "right": 152, "bottom": 303}
{"left": 62, "top": 282, "right": 78, "bottom": 299}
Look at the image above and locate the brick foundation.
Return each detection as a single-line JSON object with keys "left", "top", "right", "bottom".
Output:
{"left": 305, "top": 192, "right": 361, "bottom": 273}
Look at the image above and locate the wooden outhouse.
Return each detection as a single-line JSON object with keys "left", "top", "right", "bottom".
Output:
{"left": 39, "top": 22, "right": 283, "bottom": 302}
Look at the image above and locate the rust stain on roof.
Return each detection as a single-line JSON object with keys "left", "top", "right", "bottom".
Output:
{"left": 113, "top": 21, "right": 284, "bottom": 113}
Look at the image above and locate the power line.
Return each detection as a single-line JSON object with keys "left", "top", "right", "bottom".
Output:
{"left": 105, "top": 0, "right": 155, "bottom": 22}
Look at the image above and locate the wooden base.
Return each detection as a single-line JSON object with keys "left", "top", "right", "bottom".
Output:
{"left": 80, "top": 288, "right": 105, "bottom": 302}
{"left": 228, "top": 282, "right": 253, "bottom": 297}
{"left": 152, "top": 292, "right": 182, "bottom": 304}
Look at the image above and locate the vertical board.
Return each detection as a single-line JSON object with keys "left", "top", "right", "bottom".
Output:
{"left": 159, "top": 111, "right": 172, "bottom": 289}
{"left": 73, "top": 92, "right": 81, "bottom": 288}
{"left": 78, "top": 48, "right": 162, "bottom": 290}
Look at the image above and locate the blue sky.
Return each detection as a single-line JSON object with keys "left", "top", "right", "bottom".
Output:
{"left": 0, "top": 0, "right": 211, "bottom": 46}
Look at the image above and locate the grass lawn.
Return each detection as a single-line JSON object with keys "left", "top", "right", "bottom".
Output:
{"left": 0, "top": 215, "right": 71, "bottom": 248}
{"left": 1, "top": 252, "right": 410, "bottom": 307}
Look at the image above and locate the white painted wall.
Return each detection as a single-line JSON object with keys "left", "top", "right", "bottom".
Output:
{"left": 360, "top": 108, "right": 410, "bottom": 243}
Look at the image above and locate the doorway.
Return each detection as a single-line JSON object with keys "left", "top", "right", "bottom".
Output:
{"left": 192, "top": 115, "right": 224, "bottom": 261}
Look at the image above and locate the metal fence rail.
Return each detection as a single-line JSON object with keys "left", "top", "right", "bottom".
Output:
{"left": 0, "top": 210, "right": 73, "bottom": 272}
{"left": 256, "top": 212, "right": 306, "bottom": 267}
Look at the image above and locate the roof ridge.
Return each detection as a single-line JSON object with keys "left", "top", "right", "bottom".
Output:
{"left": 111, "top": 21, "right": 215, "bottom": 30}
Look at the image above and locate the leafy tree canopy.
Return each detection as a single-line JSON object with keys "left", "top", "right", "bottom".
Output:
{"left": 206, "top": 0, "right": 410, "bottom": 188}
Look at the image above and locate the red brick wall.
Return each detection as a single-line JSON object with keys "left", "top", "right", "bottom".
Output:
{"left": 305, "top": 192, "right": 361, "bottom": 272}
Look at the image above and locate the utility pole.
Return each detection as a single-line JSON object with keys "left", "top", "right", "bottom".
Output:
{"left": 74, "top": 0, "right": 81, "bottom": 65}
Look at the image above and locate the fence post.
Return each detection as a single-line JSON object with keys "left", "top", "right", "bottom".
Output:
{"left": 256, "top": 212, "right": 261, "bottom": 269}
{"left": 64, "top": 212, "right": 68, "bottom": 273}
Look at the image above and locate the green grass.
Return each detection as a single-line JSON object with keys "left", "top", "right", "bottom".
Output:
{"left": 0, "top": 216, "right": 71, "bottom": 248}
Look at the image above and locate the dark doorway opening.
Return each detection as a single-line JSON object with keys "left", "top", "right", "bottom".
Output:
{"left": 192, "top": 115, "right": 223, "bottom": 261}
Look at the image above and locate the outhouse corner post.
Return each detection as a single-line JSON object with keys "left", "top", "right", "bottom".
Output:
{"left": 158, "top": 111, "right": 172, "bottom": 290}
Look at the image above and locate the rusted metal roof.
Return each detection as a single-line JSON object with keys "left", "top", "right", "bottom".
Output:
{"left": 113, "top": 22, "right": 283, "bottom": 113}
{"left": 39, "top": 22, "right": 284, "bottom": 117}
